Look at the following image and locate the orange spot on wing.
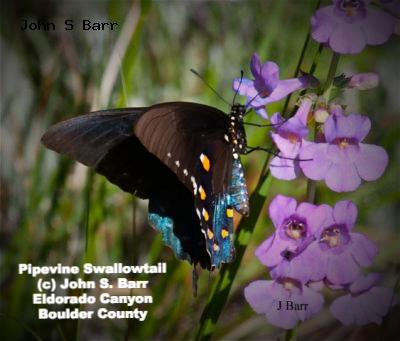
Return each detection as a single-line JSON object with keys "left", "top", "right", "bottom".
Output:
{"left": 199, "top": 185, "right": 206, "bottom": 200}
{"left": 202, "top": 208, "right": 209, "bottom": 221}
{"left": 221, "top": 228, "right": 229, "bottom": 238}
{"left": 200, "top": 153, "right": 211, "bottom": 171}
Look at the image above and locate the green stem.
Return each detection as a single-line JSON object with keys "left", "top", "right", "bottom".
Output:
{"left": 322, "top": 52, "right": 340, "bottom": 96}
{"left": 285, "top": 325, "right": 298, "bottom": 341}
{"left": 305, "top": 52, "right": 340, "bottom": 204}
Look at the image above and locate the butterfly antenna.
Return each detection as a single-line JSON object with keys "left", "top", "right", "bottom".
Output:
{"left": 190, "top": 69, "right": 230, "bottom": 106}
{"left": 247, "top": 92, "right": 260, "bottom": 108}
{"left": 232, "top": 70, "right": 244, "bottom": 105}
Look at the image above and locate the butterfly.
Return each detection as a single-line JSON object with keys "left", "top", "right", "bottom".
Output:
{"left": 41, "top": 101, "right": 249, "bottom": 269}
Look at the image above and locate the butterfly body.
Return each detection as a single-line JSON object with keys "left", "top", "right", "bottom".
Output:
{"left": 42, "top": 102, "right": 249, "bottom": 269}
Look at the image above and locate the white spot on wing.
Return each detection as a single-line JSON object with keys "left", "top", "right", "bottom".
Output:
{"left": 190, "top": 176, "right": 198, "bottom": 194}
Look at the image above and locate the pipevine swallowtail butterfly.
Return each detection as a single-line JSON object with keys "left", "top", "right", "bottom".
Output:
{"left": 41, "top": 101, "right": 249, "bottom": 269}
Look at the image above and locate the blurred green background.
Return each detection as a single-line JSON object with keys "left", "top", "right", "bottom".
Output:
{"left": 1, "top": 0, "right": 399, "bottom": 340}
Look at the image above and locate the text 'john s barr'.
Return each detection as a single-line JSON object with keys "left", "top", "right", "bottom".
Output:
{"left": 21, "top": 19, "right": 119, "bottom": 31}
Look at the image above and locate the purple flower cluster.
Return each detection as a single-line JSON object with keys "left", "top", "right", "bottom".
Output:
{"left": 244, "top": 195, "right": 397, "bottom": 328}
{"left": 233, "top": 55, "right": 389, "bottom": 192}
{"left": 239, "top": 0, "right": 396, "bottom": 331}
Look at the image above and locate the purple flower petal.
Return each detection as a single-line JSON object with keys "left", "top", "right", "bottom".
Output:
{"left": 332, "top": 200, "right": 357, "bottom": 229}
{"left": 324, "top": 114, "right": 371, "bottom": 143}
{"left": 349, "top": 273, "right": 381, "bottom": 292}
{"left": 329, "top": 103, "right": 345, "bottom": 117}
{"left": 347, "top": 72, "right": 380, "bottom": 90}
{"left": 350, "top": 233, "right": 378, "bottom": 266}
{"left": 362, "top": 8, "right": 395, "bottom": 45}
{"left": 295, "top": 96, "right": 313, "bottom": 125}
{"left": 244, "top": 278, "right": 324, "bottom": 329}
{"left": 349, "top": 115, "right": 371, "bottom": 141}
{"left": 330, "top": 294, "right": 355, "bottom": 325}
{"left": 330, "top": 274, "right": 398, "bottom": 325}
{"left": 328, "top": 254, "right": 361, "bottom": 284}
{"left": 275, "top": 116, "right": 309, "bottom": 138}
{"left": 259, "top": 61, "right": 280, "bottom": 94}
{"left": 355, "top": 144, "right": 389, "bottom": 181}
{"left": 299, "top": 143, "right": 331, "bottom": 180}
{"left": 367, "top": 287, "right": 398, "bottom": 317}
{"left": 271, "top": 242, "right": 325, "bottom": 283}
{"left": 250, "top": 53, "right": 262, "bottom": 78}
{"left": 330, "top": 21, "right": 366, "bottom": 54}
{"left": 269, "top": 156, "right": 299, "bottom": 180}
{"left": 233, "top": 78, "right": 258, "bottom": 98}
{"left": 244, "top": 280, "right": 275, "bottom": 314}
{"left": 325, "top": 158, "right": 362, "bottom": 192}
{"left": 255, "top": 107, "right": 269, "bottom": 119}
{"left": 269, "top": 195, "right": 298, "bottom": 229}
{"left": 270, "top": 112, "right": 285, "bottom": 126}
{"left": 255, "top": 234, "right": 285, "bottom": 267}
{"left": 306, "top": 204, "right": 332, "bottom": 236}
{"left": 311, "top": 6, "right": 337, "bottom": 43}
{"left": 292, "top": 241, "right": 326, "bottom": 281}
{"left": 271, "top": 133, "right": 301, "bottom": 158}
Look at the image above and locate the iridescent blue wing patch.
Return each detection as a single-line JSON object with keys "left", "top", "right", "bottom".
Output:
{"left": 230, "top": 158, "right": 249, "bottom": 215}
{"left": 199, "top": 157, "right": 249, "bottom": 267}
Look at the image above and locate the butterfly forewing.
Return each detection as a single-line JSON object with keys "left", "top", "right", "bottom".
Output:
{"left": 134, "top": 102, "right": 233, "bottom": 194}
{"left": 41, "top": 108, "right": 146, "bottom": 168}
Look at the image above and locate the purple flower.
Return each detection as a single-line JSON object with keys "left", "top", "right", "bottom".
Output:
{"left": 311, "top": 0, "right": 395, "bottom": 54}
{"left": 299, "top": 112, "right": 389, "bottom": 192}
{"left": 330, "top": 273, "right": 398, "bottom": 325}
{"left": 335, "top": 72, "right": 380, "bottom": 90}
{"left": 299, "top": 200, "right": 378, "bottom": 284}
{"left": 255, "top": 195, "right": 327, "bottom": 269}
{"left": 232, "top": 53, "right": 314, "bottom": 119}
{"left": 346, "top": 72, "right": 380, "bottom": 90}
{"left": 244, "top": 278, "right": 324, "bottom": 329}
{"left": 269, "top": 96, "right": 311, "bottom": 180}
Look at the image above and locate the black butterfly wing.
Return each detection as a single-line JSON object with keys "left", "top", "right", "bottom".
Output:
{"left": 134, "top": 102, "right": 233, "bottom": 193}
{"left": 41, "top": 108, "right": 145, "bottom": 168}
{"left": 134, "top": 102, "right": 236, "bottom": 266}
{"left": 41, "top": 106, "right": 212, "bottom": 267}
